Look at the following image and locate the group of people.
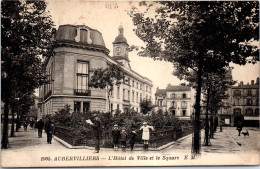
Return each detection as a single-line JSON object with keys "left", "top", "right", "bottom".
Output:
{"left": 23, "top": 118, "right": 55, "bottom": 144}
{"left": 112, "top": 122, "right": 154, "bottom": 152}
{"left": 88, "top": 116, "right": 155, "bottom": 153}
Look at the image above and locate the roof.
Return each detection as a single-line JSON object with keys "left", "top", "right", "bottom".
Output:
{"left": 155, "top": 89, "right": 166, "bottom": 96}
{"left": 55, "top": 24, "right": 107, "bottom": 49}
{"left": 112, "top": 26, "right": 129, "bottom": 46}
{"left": 232, "top": 84, "right": 259, "bottom": 89}
{"left": 166, "top": 85, "right": 191, "bottom": 91}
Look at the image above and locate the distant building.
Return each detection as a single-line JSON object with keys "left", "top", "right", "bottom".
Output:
{"left": 231, "top": 78, "right": 259, "bottom": 126}
{"left": 218, "top": 77, "right": 259, "bottom": 126}
{"left": 38, "top": 25, "right": 152, "bottom": 116}
{"left": 155, "top": 84, "right": 193, "bottom": 120}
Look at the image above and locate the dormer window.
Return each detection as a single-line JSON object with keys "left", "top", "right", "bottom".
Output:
{"left": 75, "top": 26, "right": 92, "bottom": 44}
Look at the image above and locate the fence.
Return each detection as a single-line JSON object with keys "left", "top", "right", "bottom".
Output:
{"left": 54, "top": 125, "right": 193, "bottom": 148}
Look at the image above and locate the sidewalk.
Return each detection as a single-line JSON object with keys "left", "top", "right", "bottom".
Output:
{"left": 2, "top": 126, "right": 259, "bottom": 167}
{"left": 3, "top": 126, "right": 259, "bottom": 154}
{"left": 162, "top": 126, "right": 260, "bottom": 155}
{"left": 2, "top": 128, "right": 66, "bottom": 152}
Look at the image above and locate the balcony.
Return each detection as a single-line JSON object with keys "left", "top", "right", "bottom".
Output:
{"left": 74, "top": 89, "right": 91, "bottom": 96}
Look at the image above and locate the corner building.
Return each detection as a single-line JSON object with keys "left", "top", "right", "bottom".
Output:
{"left": 38, "top": 25, "right": 153, "bottom": 117}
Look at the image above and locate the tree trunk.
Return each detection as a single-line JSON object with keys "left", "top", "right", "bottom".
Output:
{"left": 2, "top": 100, "right": 10, "bottom": 149}
{"left": 204, "top": 87, "right": 210, "bottom": 146}
{"left": 16, "top": 112, "right": 20, "bottom": 132}
{"left": 192, "top": 62, "right": 203, "bottom": 155}
{"left": 16, "top": 107, "right": 20, "bottom": 132}
{"left": 10, "top": 108, "right": 15, "bottom": 137}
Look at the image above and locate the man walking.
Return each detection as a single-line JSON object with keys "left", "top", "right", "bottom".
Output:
{"left": 46, "top": 118, "right": 55, "bottom": 144}
{"left": 37, "top": 119, "right": 44, "bottom": 138}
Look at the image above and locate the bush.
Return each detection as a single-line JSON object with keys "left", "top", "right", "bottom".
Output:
{"left": 49, "top": 105, "right": 190, "bottom": 147}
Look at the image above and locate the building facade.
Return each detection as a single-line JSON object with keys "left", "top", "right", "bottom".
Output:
{"left": 38, "top": 25, "right": 152, "bottom": 117}
{"left": 218, "top": 78, "right": 259, "bottom": 126}
{"left": 155, "top": 84, "right": 193, "bottom": 120}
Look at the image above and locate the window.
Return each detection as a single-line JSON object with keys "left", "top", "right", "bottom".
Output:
{"left": 234, "top": 90, "right": 241, "bottom": 96}
{"left": 172, "top": 93, "right": 176, "bottom": 98}
{"left": 182, "top": 110, "right": 186, "bottom": 116}
{"left": 117, "top": 104, "right": 120, "bottom": 110}
{"left": 128, "top": 90, "right": 130, "bottom": 100}
{"left": 83, "top": 102, "right": 90, "bottom": 113}
{"left": 245, "top": 108, "right": 253, "bottom": 115}
{"left": 123, "top": 89, "right": 125, "bottom": 100}
{"left": 137, "top": 82, "right": 139, "bottom": 89}
{"left": 159, "top": 100, "right": 162, "bottom": 107}
{"left": 248, "top": 90, "right": 252, "bottom": 96}
{"left": 172, "top": 101, "right": 177, "bottom": 109}
{"left": 74, "top": 102, "right": 81, "bottom": 113}
{"left": 247, "top": 99, "right": 252, "bottom": 105}
{"left": 172, "top": 110, "right": 176, "bottom": 116}
{"left": 136, "top": 92, "right": 139, "bottom": 103}
{"left": 181, "top": 101, "right": 187, "bottom": 109}
{"left": 146, "top": 86, "right": 148, "bottom": 92}
{"left": 132, "top": 91, "right": 135, "bottom": 102}
{"left": 76, "top": 61, "right": 89, "bottom": 94}
{"left": 140, "top": 84, "right": 143, "bottom": 90}
{"left": 182, "top": 93, "right": 186, "bottom": 98}
{"left": 117, "top": 86, "right": 120, "bottom": 99}
{"left": 256, "top": 109, "right": 259, "bottom": 116}
{"left": 111, "top": 103, "right": 113, "bottom": 112}
{"left": 146, "top": 94, "right": 148, "bottom": 100}
{"left": 132, "top": 80, "right": 134, "bottom": 87}
{"left": 140, "top": 93, "right": 142, "bottom": 102}
{"left": 128, "top": 78, "right": 130, "bottom": 85}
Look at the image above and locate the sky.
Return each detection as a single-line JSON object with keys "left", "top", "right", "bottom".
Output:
{"left": 45, "top": 1, "right": 259, "bottom": 95}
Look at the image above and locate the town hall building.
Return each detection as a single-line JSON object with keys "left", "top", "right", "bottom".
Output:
{"left": 38, "top": 25, "right": 153, "bottom": 117}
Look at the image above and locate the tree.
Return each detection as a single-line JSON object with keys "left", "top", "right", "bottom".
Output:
{"left": 89, "top": 63, "right": 124, "bottom": 114}
{"left": 202, "top": 67, "right": 235, "bottom": 145}
{"left": 1, "top": 0, "right": 54, "bottom": 148}
{"left": 129, "top": 1, "right": 258, "bottom": 155}
{"left": 140, "top": 99, "right": 154, "bottom": 115}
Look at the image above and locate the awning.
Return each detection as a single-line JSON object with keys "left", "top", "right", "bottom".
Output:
{"left": 244, "top": 116, "right": 260, "bottom": 121}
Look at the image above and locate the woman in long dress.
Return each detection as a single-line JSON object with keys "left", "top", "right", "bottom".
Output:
{"left": 140, "top": 122, "right": 154, "bottom": 151}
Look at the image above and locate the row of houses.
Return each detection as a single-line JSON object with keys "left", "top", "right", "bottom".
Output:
{"left": 155, "top": 77, "right": 259, "bottom": 126}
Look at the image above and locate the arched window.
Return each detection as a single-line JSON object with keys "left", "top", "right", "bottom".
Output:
{"left": 75, "top": 26, "right": 92, "bottom": 44}
{"left": 245, "top": 108, "right": 253, "bottom": 116}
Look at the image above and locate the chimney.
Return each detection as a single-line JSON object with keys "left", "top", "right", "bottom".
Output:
{"left": 251, "top": 80, "right": 254, "bottom": 85}
{"left": 240, "top": 81, "right": 243, "bottom": 87}
{"left": 256, "top": 77, "right": 259, "bottom": 84}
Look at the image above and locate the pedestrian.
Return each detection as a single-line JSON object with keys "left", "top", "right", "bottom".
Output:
{"left": 129, "top": 128, "right": 137, "bottom": 151}
{"left": 112, "top": 124, "right": 120, "bottom": 151}
{"left": 121, "top": 128, "right": 127, "bottom": 152}
{"left": 87, "top": 116, "right": 101, "bottom": 153}
{"left": 140, "top": 122, "right": 154, "bottom": 151}
{"left": 37, "top": 119, "right": 45, "bottom": 138}
{"left": 30, "top": 119, "right": 34, "bottom": 130}
{"left": 23, "top": 121, "right": 28, "bottom": 131}
{"left": 46, "top": 118, "right": 55, "bottom": 144}
{"left": 237, "top": 121, "right": 243, "bottom": 136}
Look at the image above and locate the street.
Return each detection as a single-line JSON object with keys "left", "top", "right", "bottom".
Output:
{"left": 1, "top": 126, "right": 259, "bottom": 167}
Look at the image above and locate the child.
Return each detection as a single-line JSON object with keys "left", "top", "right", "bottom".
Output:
{"left": 129, "top": 128, "right": 137, "bottom": 151}
{"left": 121, "top": 128, "right": 127, "bottom": 152}
{"left": 111, "top": 124, "right": 120, "bottom": 151}
{"left": 140, "top": 122, "right": 154, "bottom": 151}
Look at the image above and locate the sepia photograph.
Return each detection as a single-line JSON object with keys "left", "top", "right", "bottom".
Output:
{"left": 1, "top": 0, "right": 259, "bottom": 167}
